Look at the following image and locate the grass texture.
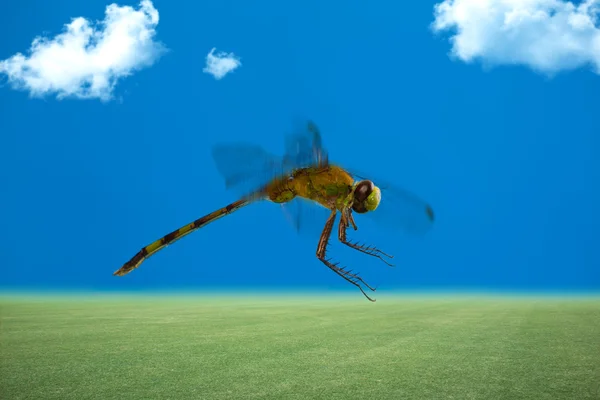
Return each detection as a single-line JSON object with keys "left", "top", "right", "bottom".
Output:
{"left": 1, "top": 293, "right": 599, "bottom": 399}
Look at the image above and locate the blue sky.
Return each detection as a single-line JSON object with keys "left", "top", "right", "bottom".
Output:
{"left": 1, "top": 0, "right": 599, "bottom": 295}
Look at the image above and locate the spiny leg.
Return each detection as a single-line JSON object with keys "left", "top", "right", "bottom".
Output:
{"left": 339, "top": 209, "right": 395, "bottom": 267}
{"left": 348, "top": 211, "right": 358, "bottom": 230}
{"left": 316, "top": 209, "right": 377, "bottom": 302}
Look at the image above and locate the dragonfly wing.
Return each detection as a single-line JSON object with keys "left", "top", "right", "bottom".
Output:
{"left": 212, "top": 119, "right": 332, "bottom": 235}
{"left": 211, "top": 119, "right": 329, "bottom": 199}
{"left": 280, "top": 196, "right": 332, "bottom": 237}
{"left": 282, "top": 118, "right": 328, "bottom": 169}
{"left": 279, "top": 119, "right": 331, "bottom": 234}
{"left": 211, "top": 143, "right": 287, "bottom": 198}
{"left": 348, "top": 170, "right": 435, "bottom": 235}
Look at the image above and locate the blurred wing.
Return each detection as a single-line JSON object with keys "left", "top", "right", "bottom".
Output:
{"left": 212, "top": 143, "right": 285, "bottom": 198}
{"left": 280, "top": 196, "right": 332, "bottom": 237}
{"left": 282, "top": 118, "right": 328, "bottom": 169}
{"left": 211, "top": 119, "right": 329, "bottom": 199}
{"left": 280, "top": 119, "right": 331, "bottom": 234}
{"left": 350, "top": 171, "right": 435, "bottom": 235}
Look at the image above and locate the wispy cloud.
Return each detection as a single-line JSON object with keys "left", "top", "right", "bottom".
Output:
{"left": 202, "top": 48, "right": 241, "bottom": 80}
{"left": 431, "top": 0, "right": 600, "bottom": 76}
{"left": 0, "top": 0, "right": 166, "bottom": 101}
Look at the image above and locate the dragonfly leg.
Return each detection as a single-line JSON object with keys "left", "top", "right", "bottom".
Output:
{"left": 316, "top": 209, "right": 377, "bottom": 302}
{"left": 348, "top": 211, "right": 358, "bottom": 230}
{"left": 338, "top": 209, "right": 395, "bottom": 267}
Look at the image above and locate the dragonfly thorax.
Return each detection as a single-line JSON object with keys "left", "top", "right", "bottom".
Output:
{"left": 263, "top": 165, "right": 356, "bottom": 210}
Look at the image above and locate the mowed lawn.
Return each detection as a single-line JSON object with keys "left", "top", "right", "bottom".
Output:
{"left": 1, "top": 294, "right": 599, "bottom": 399}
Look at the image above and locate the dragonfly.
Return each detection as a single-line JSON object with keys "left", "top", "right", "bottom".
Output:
{"left": 113, "top": 120, "right": 435, "bottom": 301}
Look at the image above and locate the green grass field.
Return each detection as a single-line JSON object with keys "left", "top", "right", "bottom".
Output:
{"left": 1, "top": 293, "right": 599, "bottom": 399}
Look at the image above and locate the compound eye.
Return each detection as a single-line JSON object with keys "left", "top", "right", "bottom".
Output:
{"left": 354, "top": 181, "right": 374, "bottom": 203}
{"left": 352, "top": 202, "right": 368, "bottom": 213}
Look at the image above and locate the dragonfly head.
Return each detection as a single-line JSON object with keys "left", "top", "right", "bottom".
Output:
{"left": 351, "top": 180, "right": 381, "bottom": 214}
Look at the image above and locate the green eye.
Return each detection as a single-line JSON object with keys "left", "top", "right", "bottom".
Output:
{"left": 365, "top": 186, "right": 381, "bottom": 211}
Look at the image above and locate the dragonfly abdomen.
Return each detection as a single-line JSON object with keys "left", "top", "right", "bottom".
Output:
{"left": 113, "top": 198, "right": 251, "bottom": 277}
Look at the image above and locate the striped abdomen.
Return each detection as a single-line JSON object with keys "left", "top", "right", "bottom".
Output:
{"left": 113, "top": 198, "right": 251, "bottom": 276}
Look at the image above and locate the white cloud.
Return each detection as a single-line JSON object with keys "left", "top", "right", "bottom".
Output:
{"left": 0, "top": 0, "right": 166, "bottom": 101}
{"left": 431, "top": 0, "right": 600, "bottom": 75}
{"left": 202, "top": 48, "right": 241, "bottom": 80}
